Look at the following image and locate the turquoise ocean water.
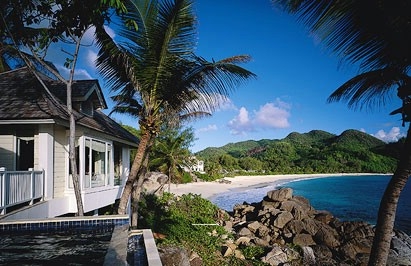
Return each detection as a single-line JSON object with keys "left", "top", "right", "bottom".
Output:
{"left": 210, "top": 175, "right": 411, "bottom": 234}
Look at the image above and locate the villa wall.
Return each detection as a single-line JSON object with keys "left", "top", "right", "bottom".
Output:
{"left": 0, "top": 133, "right": 14, "bottom": 170}
{"left": 53, "top": 125, "right": 67, "bottom": 198}
{"left": 33, "top": 131, "right": 39, "bottom": 170}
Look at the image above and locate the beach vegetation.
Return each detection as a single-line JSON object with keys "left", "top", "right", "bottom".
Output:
{"left": 138, "top": 192, "right": 231, "bottom": 265}
{"left": 241, "top": 245, "right": 267, "bottom": 260}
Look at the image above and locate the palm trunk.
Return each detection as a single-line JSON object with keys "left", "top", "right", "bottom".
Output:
{"left": 168, "top": 165, "right": 172, "bottom": 193}
{"left": 118, "top": 130, "right": 153, "bottom": 215}
{"left": 131, "top": 155, "right": 150, "bottom": 227}
{"left": 368, "top": 125, "right": 411, "bottom": 265}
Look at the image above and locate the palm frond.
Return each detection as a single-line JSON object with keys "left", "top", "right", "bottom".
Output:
{"left": 178, "top": 55, "right": 256, "bottom": 112}
{"left": 97, "top": 0, "right": 255, "bottom": 131}
{"left": 273, "top": 0, "right": 411, "bottom": 71}
{"left": 327, "top": 68, "right": 409, "bottom": 110}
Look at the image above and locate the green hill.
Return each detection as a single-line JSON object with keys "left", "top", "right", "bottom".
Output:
{"left": 195, "top": 129, "right": 400, "bottom": 175}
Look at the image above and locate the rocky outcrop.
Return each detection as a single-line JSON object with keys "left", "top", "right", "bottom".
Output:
{"left": 142, "top": 172, "right": 168, "bottom": 195}
{"left": 217, "top": 187, "right": 411, "bottom": 266}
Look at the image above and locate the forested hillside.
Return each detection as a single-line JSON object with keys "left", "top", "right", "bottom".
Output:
{"left": 195, "top": 129, "right": 402, "bottom": 176}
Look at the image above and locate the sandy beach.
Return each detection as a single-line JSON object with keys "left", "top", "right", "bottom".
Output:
{"left": 168, "top": 173, "right": 374, "bottom": 199}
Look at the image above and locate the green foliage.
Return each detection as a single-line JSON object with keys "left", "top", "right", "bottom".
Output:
{"left": 238, "top": 157, "right": 263, "bottom": 171}
{"left": 195, "top": 171, "right": 221, "bottom": 182}
{"left": 149, "top": 127, "right": 194, "bottom": 183}
{"left": 138, "top": 193, "right": 229, "bottom": 265}
{"left": 196, "top": 129, "right": 400, "bottom": 175}
{"left": 181, "top": 171, "right": 192, "bottom": 183}
{"left": 218, "top": 154, "right": 239, "bottom": 171}
{"left": 241, "top": 245, "right": 267, "bottom": 260}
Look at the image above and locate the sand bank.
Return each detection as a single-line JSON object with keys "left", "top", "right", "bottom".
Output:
{"left": 168, "top": 173, "right": 375, "bottom": 199}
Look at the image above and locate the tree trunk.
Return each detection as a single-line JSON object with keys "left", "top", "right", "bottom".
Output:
{"left": 118, "top": 131, "right": 153, "bottom": 215}
{"left": 130, "top": 156, "right": 149, "bottom": 228}
{"left": 168, "top": 165, "right": 172, "bottom": 193}
{"left": 67, "top": 81, "right": 84, "bottom": 216}
{"left": 368, "top": 125, "right": 411, "bottom": 265}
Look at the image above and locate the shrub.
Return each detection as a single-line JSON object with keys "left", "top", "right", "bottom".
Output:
{"left": 138, "top": 193, "right": 228, "bottom": 265}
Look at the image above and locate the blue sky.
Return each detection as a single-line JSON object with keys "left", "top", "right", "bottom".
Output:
{"left": 47, "top": 0, "right": 406, "bottom": 152}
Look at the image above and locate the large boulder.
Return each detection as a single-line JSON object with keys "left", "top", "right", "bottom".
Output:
{"left": 388, "top": 230, "right": 411, "bottom": 266}
{"left": 159, "top": 246, "right": 190, "bottom": 266}
{"left": 273, "top": 211, "right": 294, "bottom": 229}
{"left": 142, "top": 172, "right": 168, "bottom": 195}
{"left": 313, "top": 224, "right": 340, "bottom": 248}
{"left": 267, "top": 188, "right": 293, "bottom": 202}
{"left": 293, "top": 233, "right": 316, "bottom": 246}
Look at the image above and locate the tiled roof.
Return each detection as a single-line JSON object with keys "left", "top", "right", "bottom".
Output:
{"left": 48, "top": 79, "right": 107, "bottom": 109}
{"left": 0, "top": 68, "right": 138, "bottom": 145}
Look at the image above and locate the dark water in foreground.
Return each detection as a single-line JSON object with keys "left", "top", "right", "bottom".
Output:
{"left": 211, "top": 175, "right": 411, "bottom": 234}
{"left": 0, "top": 227, "right": 113, "bottom": 265}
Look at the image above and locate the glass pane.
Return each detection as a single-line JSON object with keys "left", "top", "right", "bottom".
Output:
{"left": 84, "top": 139, "right": 91, "bottom": 188}
{"left": 107, "top": 144, "right": 111, "bottom": 186}
{"left": 91, "top": 140, "right": 105, "bottom": 187}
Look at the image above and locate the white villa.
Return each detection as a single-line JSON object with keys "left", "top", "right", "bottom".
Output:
{"left": 183, "top": 157, "right": 205, "bottom": 174}
{"left": 0, "top": 68, "right": 138, "bottom": 220}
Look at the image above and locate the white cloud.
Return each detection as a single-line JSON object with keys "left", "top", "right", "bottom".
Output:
{"left": 228, "top": 107, "right": 253, "bottom": 135}
{"left": 228, "top": 98, "right": 291, "bottom": 135}
{"left": 56, "top": 64, "right": 93, "bottom": 80}
{"left": 215, "top": 95, "right": 236, "bottom": 111}
{"left": 196, "top": 124, "right": 218, "bottom": 133}
{"left": 86, "top": 50, "right": 98, "bottom": 68}
{"left": 372, "top": 127, "right": 405, "bottom": 143}
{"left": 82, "top": 25, "right": 115, "bottom": 45}
{"left": 255, "top": 102, "right": 290, "bottom": 128}
{"left": 104, "top": 25, "right": 116, "bottom": 39}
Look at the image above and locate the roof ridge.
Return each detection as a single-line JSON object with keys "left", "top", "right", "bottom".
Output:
{"left": 0, "top": 66, "right": 29, "bottom": 76}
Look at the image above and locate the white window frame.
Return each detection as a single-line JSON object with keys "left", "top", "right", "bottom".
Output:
{"left": 67, "top": 136, "right": 114, "bottom": 190}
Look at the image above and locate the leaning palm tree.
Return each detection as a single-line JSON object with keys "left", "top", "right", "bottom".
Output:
{"left": 95, "top": 0, "right": 255, "bottom": 216}
{"left": 272, "top": 0, "right": 411, "bottom": 264}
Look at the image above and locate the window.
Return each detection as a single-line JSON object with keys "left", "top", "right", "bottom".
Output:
{"left": 68, "top": 137, "right": 113, "bottom": 189}
{"left": 113, "top": 144, "right": 122, "bottom": 185}
{"left": 84, "top": 138, "right": 111, "bottom": 188}
{"left": 16, "top": 136, "right": 34, "bottom": 171}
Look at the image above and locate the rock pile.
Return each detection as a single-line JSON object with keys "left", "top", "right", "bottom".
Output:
{"left": 218, "top": 187, "right": 411, "bottom": 265}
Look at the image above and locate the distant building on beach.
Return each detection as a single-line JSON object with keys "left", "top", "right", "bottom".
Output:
{"left": 183, "top": 157, "right": 205, "bottom": 174}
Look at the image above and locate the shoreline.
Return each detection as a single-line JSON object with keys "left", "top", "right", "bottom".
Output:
{"left": 168, "top": 173, "right": 382, "bottom": 200}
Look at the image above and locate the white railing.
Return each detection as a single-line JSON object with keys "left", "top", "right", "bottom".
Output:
{"left": 0, "top": 170, "right": 44, "bottom": 215}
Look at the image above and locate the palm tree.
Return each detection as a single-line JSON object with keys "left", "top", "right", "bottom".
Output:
{"left": 272, "top": 1, "right": 411, "bottom": 264}
{"left": 150, "top": 127, "right": 194, "bottom": 188}
{"left": 95, "top": 0, "right": 256, "bottom": 216}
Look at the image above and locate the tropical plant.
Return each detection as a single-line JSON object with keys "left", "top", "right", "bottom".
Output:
{"left": 272, "top": 1, "right": 411, "bottom": 264}
{"left": 95, "top": 0, "right": 256, "bottom": 217}
{"left": 150, "top": 127, "right": 195, "bottom": 187}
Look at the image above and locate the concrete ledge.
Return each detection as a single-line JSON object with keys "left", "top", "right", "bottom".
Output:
{"left": 104, "top": 224, "right": 129, "bottom": 266}
{"left": 141, "top": 229, "right": 163, "bottom": 266}
{"left": 104, "top": 227, "right": 163, "bottom": 266}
